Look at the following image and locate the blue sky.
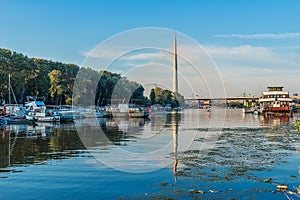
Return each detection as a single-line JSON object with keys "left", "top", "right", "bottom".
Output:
{"left": 1, "top": 0, "right": 300, "bottom": 96}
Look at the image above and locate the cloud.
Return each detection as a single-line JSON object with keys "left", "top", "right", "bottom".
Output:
{"left": 214, "top": 33, "right": 300, "bottom": 39}
{"left": 81, "top": 41, "right": 300, "bottom": 97}
{"left": 205, "top": 45, "right": 272, "bottom": 59}
{"left": 204, "top": 45, "right": 299, "bottom": 69}
{"left": 120, "top": 52, "right": 159, "bottom": 60}
{"left": 82, "top": 47, "right": 130, "bottom": 59}
{"left": 201, "top": 45, "right": 300, "bottom": 95}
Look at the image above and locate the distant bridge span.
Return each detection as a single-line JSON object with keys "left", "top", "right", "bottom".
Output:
{"left": 185, "top": 96, "right": 260, "bottom": 107}
{"left": 185, "top": 96, "right": 260, "bottom": 101}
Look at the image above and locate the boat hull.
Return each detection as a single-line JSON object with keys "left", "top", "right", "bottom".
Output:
{"left": 5, "top": 118, "right": 34, "bottom": 124}
{"left": 263, "top": 111, "right": 292, "bottom": 117}
{"left": 262, "top": 107, "right": 292, "bottom": 117}
{"left": 26, "top": 115, "right": 60, "bottom": 122}
{"left": 112, "top": 112, "right": 129, "bottom": 118}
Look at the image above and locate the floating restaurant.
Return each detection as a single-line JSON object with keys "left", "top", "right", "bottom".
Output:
{"left": 259, "top": 86, "right": 293, "bottom": 116}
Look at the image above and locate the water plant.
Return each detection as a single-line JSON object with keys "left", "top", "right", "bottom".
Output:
{"left": 294, "top": 119, "right": 300, "bottom": 132}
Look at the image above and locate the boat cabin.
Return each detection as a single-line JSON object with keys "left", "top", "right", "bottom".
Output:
{"left": 25, "top": 101, "right": 46, "bottom": 111}
{"left": 262, "top": 86, "right": 289, "bottom": 99}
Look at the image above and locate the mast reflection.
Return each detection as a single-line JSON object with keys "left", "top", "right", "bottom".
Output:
{"left": 171, "top": 112, "right": 181, "bottom": 182}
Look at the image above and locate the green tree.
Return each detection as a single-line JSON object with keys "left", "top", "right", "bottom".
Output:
{"left": 149, "top": 88, "right": 156, "bottom": 104}
{"left": 0, "top": 48, "right": 146, "bottom": 106}
{"left": 149, "top": 86, "right": 184, "bottom": 107}
{"left": 0, "top": 71, "right": 9, "bottom": 104}
{"left": 48, "top": 70, "right": 64, "bottom": 105}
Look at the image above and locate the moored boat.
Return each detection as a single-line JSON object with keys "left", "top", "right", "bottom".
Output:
{"left": 26, "top": 110, "right": 60, "bottom": 122}
{"left": 3, "top": 117, "right": 34, "bottom": 125}
{"left": 242, "top": 107, "right": 260, "bottom": 115}
{"left": 1, "top": 105, "right": 34, "bottom": 124}
{"left": 129, "top": 107, "right": 145, "bottom": 118}
{"left": 259, "top": 86, "right": 293, "bottom": 117}
{"left": 54, "top": 105, "right": 80, "bottom": 122}
{"left": 79, "top": 109, "right": 105, "bottom": 118}
{"left": 107, "top": 104, "right": 149, "bottom": 118}
{"left": 25, "top": 100, "right": 60, "bottom": 122}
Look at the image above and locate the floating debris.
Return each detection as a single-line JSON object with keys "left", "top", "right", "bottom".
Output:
{"left": 208, "top": 189, "right": 217, "bottom": 193}
{"left": 263, "top": 178, "right": 272, "bottom": 183}
{"left": 189, "top": 189, "right": 204, "bottom": 194}
{"left": 276, "top": 185, "right": 288, "bottom": 191}
{"left": 160, "top": 182, "right": 168, "bottom": 186}
{"left": 287, "top": 191, "right": 295, "bottom": 195}
{"left": 296, "top": 186, "right": 300, "bottom": 194}
{"left": 293, "top": 119, "right": 300, "bottom": 132}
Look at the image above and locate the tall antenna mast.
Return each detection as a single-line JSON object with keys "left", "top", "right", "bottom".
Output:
{"left": 173, "top": 31, "right": 178, "bottom": 94}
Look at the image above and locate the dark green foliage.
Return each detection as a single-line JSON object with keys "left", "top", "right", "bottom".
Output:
{"left": 149, "top": 86, "right": 184, "bottom": 108}
{"left": 149, "top": 88, "right": 156, "bottom": 104}
{"left": 0, "top": 48, "right": 79, "bottom": 105}
{"left": 0, "top": 48, "right": 147, "bottom": 106}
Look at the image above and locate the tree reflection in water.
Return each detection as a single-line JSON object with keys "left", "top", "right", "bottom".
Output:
{"left": 0, "top": 123, "right": 85, "bottom": 169}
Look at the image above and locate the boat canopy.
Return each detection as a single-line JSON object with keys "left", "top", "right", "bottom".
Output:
{"left": 25, "top": 101, "right": 45, "bottom": 109}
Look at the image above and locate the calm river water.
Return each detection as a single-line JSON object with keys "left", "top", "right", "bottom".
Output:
{"left": 1, "top": 109, "right": 300, "bottom": 199}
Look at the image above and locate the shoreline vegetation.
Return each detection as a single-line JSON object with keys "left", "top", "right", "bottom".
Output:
{"left": 0, "top": 48, "right": 183, "bottom": 108}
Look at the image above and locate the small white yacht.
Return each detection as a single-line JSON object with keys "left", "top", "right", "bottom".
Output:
{"left": 25, "top": 100, "right": 60, "bottom": 122}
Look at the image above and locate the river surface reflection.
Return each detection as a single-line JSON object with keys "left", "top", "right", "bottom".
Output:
{"left": 1, "top": 109, "right": 300, "bottom": 199}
